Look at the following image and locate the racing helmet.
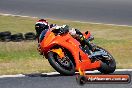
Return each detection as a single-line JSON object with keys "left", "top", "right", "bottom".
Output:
{"left": 35, "top": 19, "right": 49, "bottom": 36}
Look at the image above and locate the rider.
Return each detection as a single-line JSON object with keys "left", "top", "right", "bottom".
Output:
{"left": 35, "top": 19, "right": 56, "bottom": 42}
{"left": 35, "top": 19, "right": 57, "bottom": 54}
{"left": 35, "top": 19, "right": 94, "bottom": 55}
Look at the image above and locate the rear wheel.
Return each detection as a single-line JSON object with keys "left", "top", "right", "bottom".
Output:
{"left": 48, "top": 51, "right": 75, "bottom": 75}
{"left": 96, "top": 46, "right": 116, "bottom": 74}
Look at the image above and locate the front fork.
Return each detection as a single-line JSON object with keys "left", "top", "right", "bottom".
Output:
{"left": 50, "top": 48, "right": 65, "bottom": 58}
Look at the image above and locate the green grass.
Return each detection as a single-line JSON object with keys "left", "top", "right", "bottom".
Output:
{"left": 0, "top": 15, "right": 132, "bottom": 75}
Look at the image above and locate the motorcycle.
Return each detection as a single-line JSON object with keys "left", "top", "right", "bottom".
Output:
{"left": 38, "top": 28, "right": 116, "bottom": 75}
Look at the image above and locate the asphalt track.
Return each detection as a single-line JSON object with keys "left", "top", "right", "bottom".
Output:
{"left": 0, "top": 70, "right": 132, "bottom": 88}
{"left": 0, "top": 0, "right": 132, "bottom": 25}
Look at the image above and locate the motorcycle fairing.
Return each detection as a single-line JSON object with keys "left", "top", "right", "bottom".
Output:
{"left": 40, "top": 30, "right": 101, "bottom": 71}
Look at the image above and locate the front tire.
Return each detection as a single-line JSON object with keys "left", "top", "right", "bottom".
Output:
{"left": 48, "top": 51, "right": 75, "bottom": 75}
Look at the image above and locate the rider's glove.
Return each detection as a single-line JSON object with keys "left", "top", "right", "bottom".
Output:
{"left": 52, "top": 25, "right": 69, "bottom": 35}
{"left": 75, "top": 29, "right": 83, "bottom": 35}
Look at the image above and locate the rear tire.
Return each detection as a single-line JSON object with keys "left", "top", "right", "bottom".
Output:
{"left": 48, "top": 51, "right": 75, "bottom": 75}
{"left": 96, "top": 46, "right": 116, "bottom": 74}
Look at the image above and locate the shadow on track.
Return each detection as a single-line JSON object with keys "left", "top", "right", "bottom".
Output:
{"left": 24, "top": 72, "right": 102, "bottom": 77}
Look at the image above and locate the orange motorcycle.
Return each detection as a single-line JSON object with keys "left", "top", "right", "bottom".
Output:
{"left": 39, "top": 28, "right": 116, "bottom": 75}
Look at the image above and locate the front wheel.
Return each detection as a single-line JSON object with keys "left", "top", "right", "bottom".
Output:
{"left": 48, "top": 51, "right": 75, "bottom": 75}
{"left": 96, "top": 46, "right": 116, "bottom": 74}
